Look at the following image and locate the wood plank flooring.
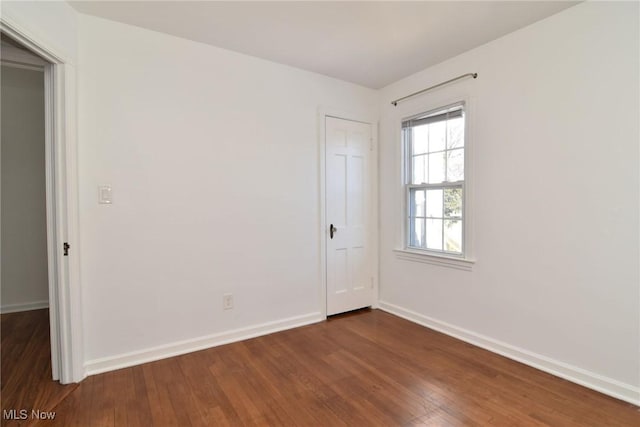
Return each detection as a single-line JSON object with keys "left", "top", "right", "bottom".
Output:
{"left": 1, "top": 309, "right": 78, "bottom": 427}
{"left": 3, "top": 308, "right": 639, "bottom": 426}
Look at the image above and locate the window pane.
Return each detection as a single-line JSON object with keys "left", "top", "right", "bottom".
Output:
{"left": 428, "top": 152, "right": 445, "bottom": 183}
{"left": 426, "top": 189, "right": 443, "bottom": 218}
{"left": 447, "top": 117, "right": 464, "bottom": 149}
{"left": 444, "top": 221, "right": 462, "bottom": 253}
{"left": 413, "top": 125, "right": 428, "bottom": 155}
{"left": 412, "top": 154, "right": 426, "bottom": 184}
{"left": 410, "top": 218, "right": 425, "bottom": 248}
{"left": 444, "top": 220, "right": 462, "bottom": 253}
{"left": 426, "top": 219, "right": 443, "bottom": 250}
{"left": 446, "top": 149, "right": 464, "bottom": 182}
{"left": 444, "top": 188, "right": 462, "bottom": 218}
{"left": 429, "top": 121, "right": 446, "bottom": 152}
{"left": 412, "top": 189, "right": 425, "bottom": 217}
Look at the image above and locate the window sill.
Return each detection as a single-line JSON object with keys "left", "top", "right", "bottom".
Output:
{"left": 393, "top": 249, "right": 475, "bottom": 271}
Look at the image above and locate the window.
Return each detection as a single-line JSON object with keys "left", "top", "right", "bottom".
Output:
{"left": 403, "top": 102, "right": 466, "bottom": 257}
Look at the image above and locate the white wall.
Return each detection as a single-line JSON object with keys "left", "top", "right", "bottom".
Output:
{"left": 1, "top": 65, "right": 49, "bottom": 313}
{"left": 378, "top": 1, "right": 639, "bottom": 403}
{"left": 77, "top": 14, "right": 377, "bottom": 366}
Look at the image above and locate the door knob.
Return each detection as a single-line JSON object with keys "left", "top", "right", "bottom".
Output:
{"left": 330, "top": 224, "right": 337, "bottom": 239}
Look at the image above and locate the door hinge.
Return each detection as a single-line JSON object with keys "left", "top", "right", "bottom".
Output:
{"left": 63, "top": 242, "right": 70, "bottom": 256}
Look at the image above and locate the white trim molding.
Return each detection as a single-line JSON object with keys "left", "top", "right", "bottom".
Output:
{"left": 393, "top": 248, "right": 475, "bottom": 271}
{"left": 0, "top": 300, "right": 49, "bottom": 314}
{"left": 85, "top": 312, "right": 324, "bottom": 376}
{"left": 378, "top": 301, "right": 640, "bottom": 406}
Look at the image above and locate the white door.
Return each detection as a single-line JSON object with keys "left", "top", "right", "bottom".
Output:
{"left": 325, "top": 116, "right": 373, "bottom": 316}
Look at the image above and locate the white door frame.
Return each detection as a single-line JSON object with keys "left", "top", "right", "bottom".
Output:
{"left": 318, "top": 107, "right": 379, "bottom": 319}
{"left": 1, "top": 17, "right": 85, "bottom": 383}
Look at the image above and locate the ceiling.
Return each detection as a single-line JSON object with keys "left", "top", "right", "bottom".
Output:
{"left": 69, "top": 1, "right": 579, "bottom": 89}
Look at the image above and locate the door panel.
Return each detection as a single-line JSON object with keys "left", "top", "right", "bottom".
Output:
{"left": 326, "top": 117, "right": 373, "bottom": 316}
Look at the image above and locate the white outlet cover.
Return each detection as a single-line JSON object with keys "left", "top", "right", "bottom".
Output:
{"left": 223, "top": 293, "right": 233, "bottom": 310}
{"left": 98, "top": 185, "right": 112, "bottom": 204}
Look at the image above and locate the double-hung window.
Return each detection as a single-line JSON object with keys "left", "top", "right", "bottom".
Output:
{"left": 403, "top": 102, "right": 466, "bottom": 256}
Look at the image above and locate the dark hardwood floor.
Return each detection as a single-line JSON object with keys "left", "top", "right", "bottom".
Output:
{"left": 1, "top": 309, "right": 78, "bottom": 427}
{"left": 2, "top": 308, "right": 639, "bottom": 426}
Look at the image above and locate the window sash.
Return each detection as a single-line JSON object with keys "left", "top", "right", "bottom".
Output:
{"left": 407, "top": 184, "right": 464, "bottom": 255}
{"left": 403, "top": 102, "right": 466, "bottom": 256}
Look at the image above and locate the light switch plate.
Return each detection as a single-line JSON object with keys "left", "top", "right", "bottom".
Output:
{"left": 98, "top": 185, "right": 112, "bottom": 204}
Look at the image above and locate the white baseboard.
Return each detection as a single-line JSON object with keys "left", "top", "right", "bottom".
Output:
{"left": 378, "top": 301, "right": 640, "bottom": 406}
{"left": 0, "top": 300, "right": 49, "bottom": 314}
{"left": 85, "top": 312, "right": 324, "bottom": 376}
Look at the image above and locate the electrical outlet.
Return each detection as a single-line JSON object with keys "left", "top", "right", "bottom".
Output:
{"left": 223, "top": 293, "right": 233, "bottom": 310}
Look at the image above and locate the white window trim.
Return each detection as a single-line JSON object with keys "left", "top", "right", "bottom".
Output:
{"left": 393, "top": 95, "right": 475, "bottom": 270}
{"left": 393, "top": 248, "right": 474, "bottom": 271}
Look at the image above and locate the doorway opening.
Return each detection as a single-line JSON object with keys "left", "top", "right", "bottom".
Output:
{"left": 1, "top": 34, "right": 49, "bottom": 316}
{"left": 0, "top": 32, "right": 81, "bottom": 415}
{"left": 0, "top": 28, "right": 81, "bottom": 414}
